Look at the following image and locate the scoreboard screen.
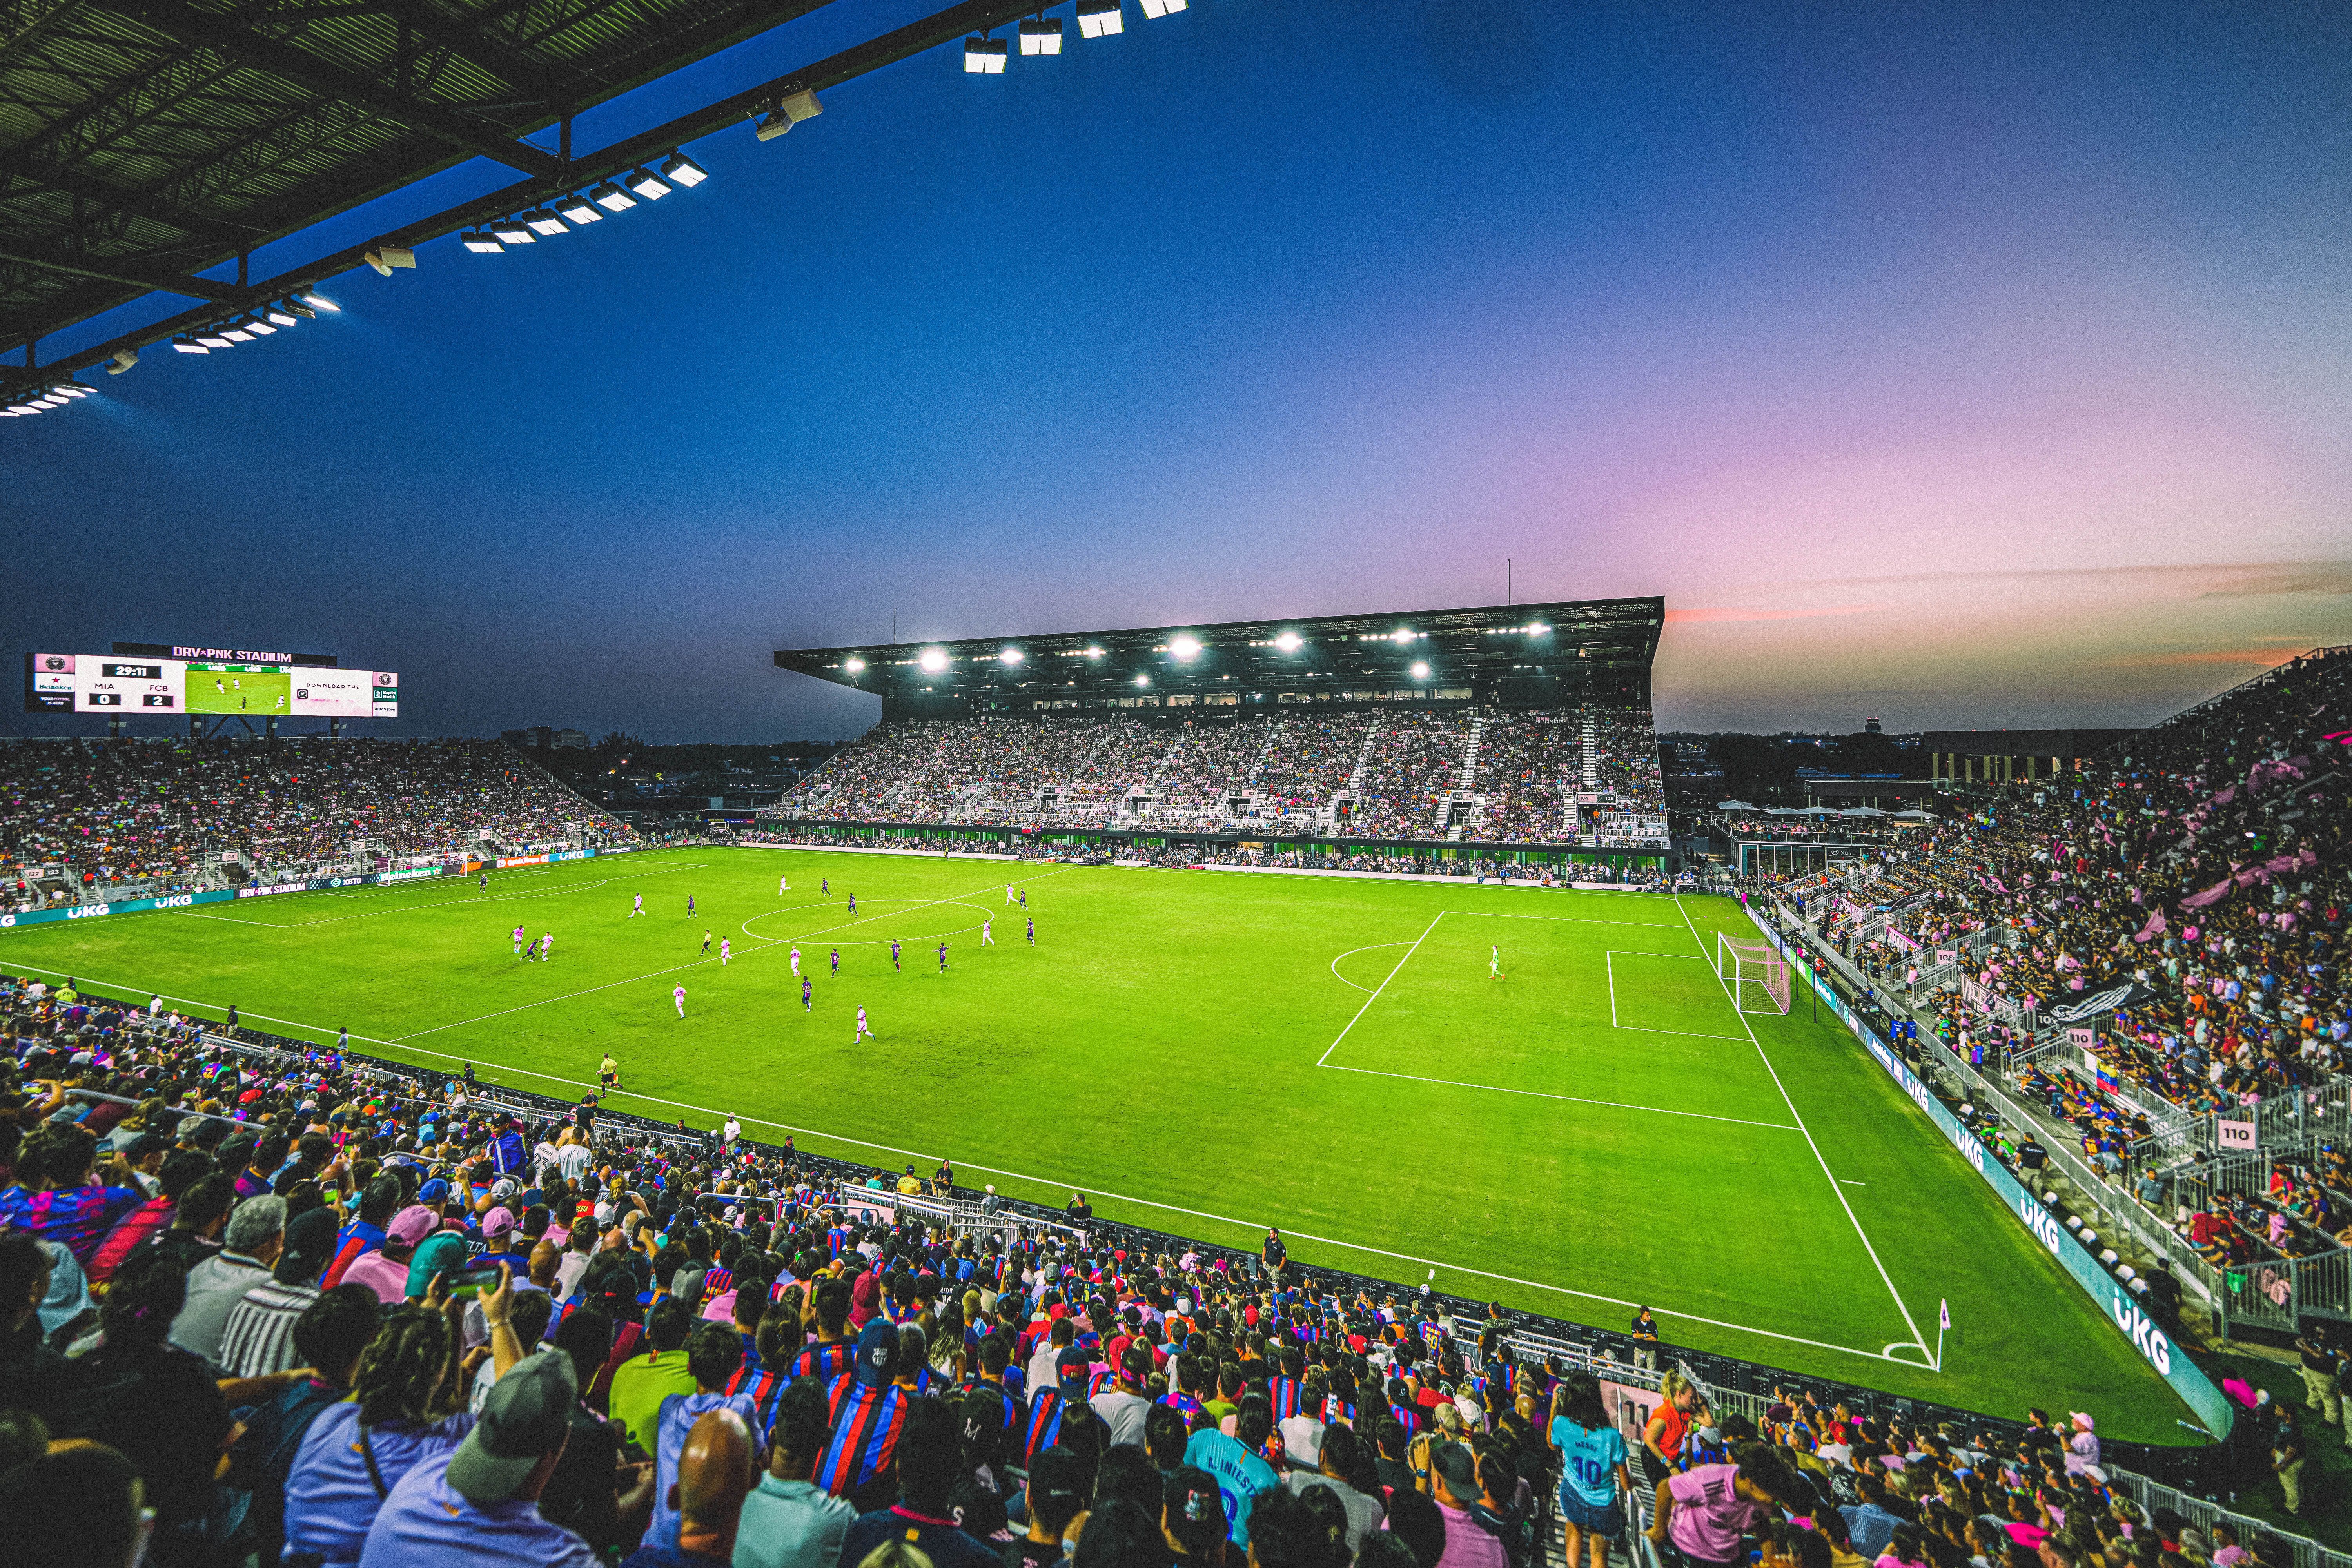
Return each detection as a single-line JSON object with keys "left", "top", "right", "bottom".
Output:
{"left": 25, "top": 653, "right": 399, "bottom": 717}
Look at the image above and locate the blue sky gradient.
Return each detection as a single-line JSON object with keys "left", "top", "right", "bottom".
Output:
{"left": 7, "top": 0, "right": 2348, "bottom": 740}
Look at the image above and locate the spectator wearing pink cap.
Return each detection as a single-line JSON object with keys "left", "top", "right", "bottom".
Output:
{"left": 343, "top": 1206, "right": 439, "bottom": 1305}
{"left": 475, "top": 1209, "right": 533, "bottom": 1278}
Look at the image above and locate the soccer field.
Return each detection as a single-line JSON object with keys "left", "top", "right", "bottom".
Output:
{"left": 4, "top": 846, "right": 2194, "bottom": 1439}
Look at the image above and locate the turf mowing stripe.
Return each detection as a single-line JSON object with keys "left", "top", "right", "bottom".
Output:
{"left": 1673, "top": 893, "right": 1931, "bottom": 1358}
{"left": 1315, "top": 912, "right": 1442, "bottom": 1066}
{"left": 1318, "top": 1063, "right": 1803, "bottom": 1130}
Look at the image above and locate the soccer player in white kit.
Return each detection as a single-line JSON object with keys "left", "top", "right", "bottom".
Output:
{"left": 855, "top": 1005, "right": 874, "bottom": 1042}
{"left": 541, "top": 931, "right": 554, "bottom": 961}
{"left": 720, "top": 938, "right": 731, "bottom": 966}
{"left": 673, "top": 984, "right": 686, "bottom": 1018}
{"left": 631, "top": 893, "right": 643, "bottom": 918}
{"left": 981, "top": 917, "right": 994, "bottom": 946}
{"left": 1005, "top": 883, "right": 1015, "bottom": 904}
{"left": 790, "top": 946, "right": 801, "bottom": 976}
{"left": 779, "top": 873, "right": 789, "bottom": 895}
{"left": 512, "top": 924, "right": 525, "bottom": 956}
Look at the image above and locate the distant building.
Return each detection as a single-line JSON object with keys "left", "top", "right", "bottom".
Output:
{"left": 552, "top": 728, "right": 588, "bottom": 749}
{"left": 1863, "top": 715, "right": 1882, "bottom": 733}
{"left": 1918, "top": 728, "right": 2136, "bottom": 784}
{"left": 500, "top": 727, "right": 552, "bottom": 748}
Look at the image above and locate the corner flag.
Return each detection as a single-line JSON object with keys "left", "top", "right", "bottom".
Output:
{"left": 1939, "top": 1299, "right": 1951, "bottom": 1330}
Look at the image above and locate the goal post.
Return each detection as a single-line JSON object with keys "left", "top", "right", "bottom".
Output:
{"left": 1717, "top": 932, "right": 1791, "bottom": 1015}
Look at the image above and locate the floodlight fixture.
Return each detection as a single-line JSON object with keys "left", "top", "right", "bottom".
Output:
{"left": 1274, "top": 632, "right": 1302, "bottom": 651}
{"left": 1390, "top": 628, "right": 1414, "bottom": 642}
{"left": 53, "top": 381, "right": 92, "bottom": 397}
{"left": 240, "top": 315, "right": 276, "bottom": 335}
{"left": 524, "top": 210, "right": 570, "bottom": 236}
{"left": 1020, "top": 17, "right": 1063, "bottom": 53}
{"left": 660, "top": 151, "right": 710, "bottom": 186}
{"left": 626, "top": 166, "right": 672, "bottom": 199}
{"left": 592, "top": 183, "right": 636, "bottom": 214}
{"left": 555, "top": 192, "right": 602, "bottom": 224}
{"left": 918, "top": 648, "right": 949, "bottom": 672}
{"left": 844, "top": 657, "right": 866, "bottom": 673}
{"left": 220, "top": 322, "right": 254, "bottom": 343}
{"left": 1411, "top": 661, "right": 1431, "bottom": 679}
{"left": 1169, "top": 635, "right": 1202, "bottom": 660}
{"left": 300, "top": 292, "right": 341, "bottom": 312}
{"left": 1528, "top": 623, "right": 1550, "bottom": 635}
{"left": 172, "top": 336, "right": 208, "bottom": 354}
{"left": 109, "top": 349, "right": 139, "bottom": 374}
{"left": 1139, "top": 0, "right": 1185, "bottom": 15}
{"left": 964, "top": 35, "right": 1007, "bottom": 71}
{"left": 462, "top": 231, "right": 504, "bottom": 252}
{"left": 363, "top": 245, "right": 415, "bottom": 274}
{"left": 999, "top": 648, "right": 1023, "bottom": 664}
{"left": 491, "top": 217, "right": 535, "bottom": 244}
{"left": 1085, "top": 646, "right": 1103, "bottom": 658}
{"left": 263, "top": 302, "right": 299, "bottom": 325}
{"left": 196, "top": 328, "right": 232, "bottom": 347}
{"left": 1077, "top": 0, "right": 1122, "bottom": 37}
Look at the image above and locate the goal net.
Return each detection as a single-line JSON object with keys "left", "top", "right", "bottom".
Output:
{"left": 1717, "top": 933, "right": 1791, "bottom": 1015}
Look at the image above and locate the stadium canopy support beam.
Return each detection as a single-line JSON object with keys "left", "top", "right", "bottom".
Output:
{"left": 21, "top": 0, "right": 1055, "bottom": 385}
{"left": 0, "top": 234, "right": 245, "bottom": 305}
{"left": 89, "top": 0, "right": 564, "bottom": 177}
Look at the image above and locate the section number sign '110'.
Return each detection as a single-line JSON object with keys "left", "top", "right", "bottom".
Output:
{"left": 24, "top": 654, "right": 399, "bottom": 717}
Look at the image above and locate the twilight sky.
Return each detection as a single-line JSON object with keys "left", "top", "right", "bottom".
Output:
{"left": 7, "top": 0, "right": 2348, "bottom": 742}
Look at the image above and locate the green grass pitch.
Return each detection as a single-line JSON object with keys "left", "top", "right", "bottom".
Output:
{"left": 4, "top": 846, "right": 2194, "bottom": 1439}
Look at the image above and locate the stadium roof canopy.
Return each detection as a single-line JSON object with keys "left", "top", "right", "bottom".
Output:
{"left": 776, "top": 595, "right": 1666, "bottom": 719}
{"left": 0, "top": 0, "right": 1054, "bottom": 384}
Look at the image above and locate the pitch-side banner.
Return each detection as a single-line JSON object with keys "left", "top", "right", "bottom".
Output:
{"left": 1746, "top": 908, "right": 2235, "bottom": 1439}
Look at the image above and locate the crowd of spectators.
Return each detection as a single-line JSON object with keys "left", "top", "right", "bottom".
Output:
{"left": 1250, "top": 716, "right": 1375, "bottom": 819}
{"left": 771, "top": 708, "right": 1668, "bottom": 849}
{"left": 4, "top": 956, "right": 2247, "bottom": 1568}
{"left": 1338, "top": 714, "right": 1474, "bottom": 840}
{"left": 1, "top": 739, "right": 629, "bottom": 911}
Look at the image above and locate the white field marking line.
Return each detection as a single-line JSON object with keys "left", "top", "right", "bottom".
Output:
{"left": 1329, "top": 942, "right": 1412, "bottom": 995}
{"left": 1608, "top": 952, "right": 1618, "bottom": 1029}
{"left": 2, "top": 956, "right": 1908, "bottom": 1368}
{"left": 1615, "top": 1024, "right": 1750, "bottom": 1042}
{"left": 1320, "top": 1063, "right": 1802, "bottom": 1131}
{"left": 737, "top": 899, "right": 995, "bottom": 947}
{"left": 1316, "top": 913, "right": 1443, "bottom": 1067}
{"left": 1842, "top": 1180, "right": 1867, "bottom": 1186}
{"left": 275, "top": 865, "right": 711, "bottom": 926}
{"left": 1673, "top": 894, "right": 1931, "bottom": 1358}
{"left": 1444, "top": 912, "right": 1686, "bottom": 927}
{"left": 185, "top": 911, "right": 290, "bottom": 928}
{"left": 1610, "top": 951, "right": 1711, "bottom": 960}
{"left": 399, "top": 869, "right": 1076, "bottom": 1042}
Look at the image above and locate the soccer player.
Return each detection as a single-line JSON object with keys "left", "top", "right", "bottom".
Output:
{"left": 891, "top": 938, "right": 902, "bottom": 971}
{"left": 479, "top": 872, "right": 488, "bottom": 890}
{"left": 1026, "top": 916, "right": 1035, "bottom": 946}
{"left": 701, "top": 930, "right": 711, "bottom": 955}
{"left": 721, "top": 938, "right": 731, "bottom": 967}
{"left": 801, "top": 976, "right": 813, "bottom": 1011}
{"left": 1490, "top": 944, "right": 1503, "bottom": 980}
{"left": 829, "top": 947, "right": 840, "bottom": 975}
{"left": 779, "top": 873, "right": 789, "bottom": 895}
{"left": 630, "top": 892, "right": 643, "bottom": 918}
{"left": 937, "top": 941, "right": 949, "bottom": 972}
{"left": 846, "top": 892, "right": 857, "bottom": 915}
{"left": 822, "top": 876, "right": 829, "bottom": 896}
{"left": 599, "top": 1053, "right": 619, "bottom": 1090}
{"left": 855, "top": 1005, "right": 874, "bottom": 1042}
{"left": 540, "top": 932, "right": 554, "bottom": 961}
{"left": 1019, "top": 887, "right": 1027, "bottom": 909}
{"left": 1005, "top": 883, "right": 1015, "bottom": 905}
{"left": 981, "top": 917, "right": 994, "bottom": 947}
{"left": 673, "top": 985, "right": 686, "bottom": 1019}
{"left": 687, "top": 894, "right": 695, "bottom": 915}
{"left": 512, "top": 924, "right": 525, "bottom": 957}
{"left": 790, "top": 946, "right": 802, "bottom": 976}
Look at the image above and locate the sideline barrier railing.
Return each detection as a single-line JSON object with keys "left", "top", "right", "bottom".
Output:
{"left": 1744, "top": 902, "right": 2238, "bottom": 1439}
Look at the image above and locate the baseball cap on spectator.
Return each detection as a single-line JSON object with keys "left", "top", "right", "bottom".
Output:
{"left": 387, "top": 1205, "right": 438, "bottom": 1245}
{"left": 418, "top": 1178, "right": 449, "bottom": 1204}
{"left": 482, "top": 1208, "right": 517, "bottom": 1241}
{"left": 407, "top": 1231, "right": 469, "bottom": 1298}
{"left": 446, "top": 1350, "right": 579, "bottom": 1503}
{"left": 1164, "top": 1466, "right": 1226, "bottom": 1537}
{"left": 853, "top": 1318, "right": 901, "bottom": 1386}
{"left": 279, "top": 1208, "right": 339, "bottom": 1282}
{"left": 1029, "top": 1446, "right": 1087, "bottom": 1517}
{"left": 1430, "top": 1443, "right": 1479, "bottom": 1503}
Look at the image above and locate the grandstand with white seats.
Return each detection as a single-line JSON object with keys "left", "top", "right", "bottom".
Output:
{"left": 766, "top": 598, "right": 1669, "bottom": 867}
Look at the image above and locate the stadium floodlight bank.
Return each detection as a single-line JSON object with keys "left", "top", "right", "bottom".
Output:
{"left": 775, "top": 596, "right": 1661, "bottom": 719}
{"left": 1717, "top": 933, "right": 1791, "bottom": 1014}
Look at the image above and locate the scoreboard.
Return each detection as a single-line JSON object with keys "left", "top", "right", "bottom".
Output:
{"left": 25, "top": 652, "right": 399, "bottom": 717}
